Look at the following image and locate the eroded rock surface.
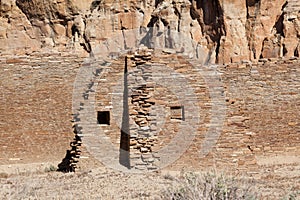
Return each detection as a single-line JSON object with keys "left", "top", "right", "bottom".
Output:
{"left": 0, "top": 0, "right": 300, "bottom": 64}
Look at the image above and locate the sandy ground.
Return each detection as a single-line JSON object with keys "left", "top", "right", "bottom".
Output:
{"left": 0, "top": 159, "right": 299, "bottom": 200}
{"left": 0, "top": 164, "right": 171, "bottom": 200}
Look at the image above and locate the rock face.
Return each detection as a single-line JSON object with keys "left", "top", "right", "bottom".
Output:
{"left": 0, "top": 0, "right": 300, "bottom": 64}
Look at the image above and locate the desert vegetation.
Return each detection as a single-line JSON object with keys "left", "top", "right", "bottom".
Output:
{"left": 162, "top": 171, "right": 258, "bottom": 200}
{"left": 0, "top": 167, "right": 299, "bottom": 199}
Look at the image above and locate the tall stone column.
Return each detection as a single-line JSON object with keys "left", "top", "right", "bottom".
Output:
{"left": 126, "top": 48, "right": 159, "bottom": 171}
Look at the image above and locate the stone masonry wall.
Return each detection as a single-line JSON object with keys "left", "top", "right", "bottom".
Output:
{"left": 0, "top": 52, "right": 299, "bottom": 175}
{"left": 127, "top": 50, "right": 159, "bottom": 170}
{"left": 0, "top": 53, "right": 84, "bottom": 164}
{"left": 93, "top": 48, "right": 209, "bottom": 171}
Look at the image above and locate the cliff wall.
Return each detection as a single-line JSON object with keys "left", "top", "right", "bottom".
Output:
{"left": 1, "top": 0, "right": 300, "bottom": 64}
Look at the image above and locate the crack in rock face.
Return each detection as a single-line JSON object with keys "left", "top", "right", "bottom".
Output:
{"left": 0, "top": 0, "right": 299, "bottom": 63}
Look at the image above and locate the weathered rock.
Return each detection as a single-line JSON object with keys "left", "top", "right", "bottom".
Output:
{"left": 0, "top": 0, "right": 300, "bottom": 61}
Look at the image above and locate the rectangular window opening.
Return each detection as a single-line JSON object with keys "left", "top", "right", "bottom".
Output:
{"left": 170, "top": 106, "right": 184, "bottom": 121}
{"left": 97, "top": 111, "right": 110, "bottom": 125}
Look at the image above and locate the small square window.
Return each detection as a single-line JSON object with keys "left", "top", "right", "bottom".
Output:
{"left": 170, "top": 106, "right": 184, "bottom": 120}
{"left": 97, "top": 111, "right": 110, "bottom": 125}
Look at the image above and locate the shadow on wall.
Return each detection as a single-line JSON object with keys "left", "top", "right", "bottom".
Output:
{"left": 119, "top": 56, "right": 131, "bottom": 168}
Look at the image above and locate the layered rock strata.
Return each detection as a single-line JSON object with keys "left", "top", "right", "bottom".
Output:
{"left": 0, "top": 0, "right": 300, "bottom": 64}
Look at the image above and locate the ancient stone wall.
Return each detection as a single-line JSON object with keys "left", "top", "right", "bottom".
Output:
{"left": 127, "top": 51, "right": 159, "bottom": 170}
{"left": 0, "top": 53, "right": 84, "bottom": 164}
{"left": 0, "top": 51, "right": 299, "bottom": 174}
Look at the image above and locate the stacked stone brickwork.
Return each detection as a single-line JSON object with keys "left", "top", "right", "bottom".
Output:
{"left": 57, "top": 125, "right": 82, "bottom": 172}
{"left": 93, "top": 48, "right": 209, "bottom": 171}
{"left": 72, "top": 50, "right": 300, "bottom": 173}
{"left": 127, "top": 50, "right": 159, "bottom": 170}
{"left": 0, "top": 52, "right": 85, "bottom": 164}
{"left": 0, "top": 51, "right": 299, "bottom": 175}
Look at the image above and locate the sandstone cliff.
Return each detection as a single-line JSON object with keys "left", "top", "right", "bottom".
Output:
{"left": 0, "top": 0, "right": 299, "bottom": 64}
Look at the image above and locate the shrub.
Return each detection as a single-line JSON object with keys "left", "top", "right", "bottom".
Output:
{"left": 161, "top": 171, "right": 257, "bottom": 200}
{"left": 44, "top": 165, "right": 57, "bottom": 172}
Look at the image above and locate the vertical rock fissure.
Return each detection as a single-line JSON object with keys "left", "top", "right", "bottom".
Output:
{"left": 246, "top": 0, "right": 261, "bottom": 59}
{"left": 294, "top": 45, "right": 299, "bottom": 57}
{"left": 121, "top": 23, "right": 128, "bottom": 49}
{"left": 212, "top": 0, "right": 225, "bottom": 63}
{"left": 190, "top": 0, "right": 225, "bottom": 63}
{"left": 274, "top": 13, "right": 285, "bottom": 37}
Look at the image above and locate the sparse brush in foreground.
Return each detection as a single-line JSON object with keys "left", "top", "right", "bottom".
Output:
{"left": 161, "top": 171, "right": 258, "bottom": 200}
{"left": 44, "top": 165, "right": 57, "bottom": 172}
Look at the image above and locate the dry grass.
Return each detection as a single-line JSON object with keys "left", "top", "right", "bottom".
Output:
{"left": 0, "top": 167, "right": 299, "bottom": 199}
{"left": 161, "top": 171, "right": 257, "bottom": 200}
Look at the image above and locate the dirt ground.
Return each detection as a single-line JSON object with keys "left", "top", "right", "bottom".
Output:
{"left": 0, "top": 156, "right": 299, "bottom": 200}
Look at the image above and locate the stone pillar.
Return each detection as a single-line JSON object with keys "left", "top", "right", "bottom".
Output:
{"left": 126, "top": 48, "right": 159, "bottom": 170}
